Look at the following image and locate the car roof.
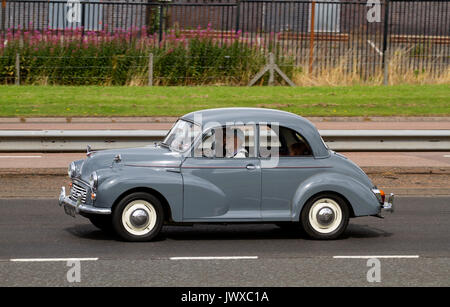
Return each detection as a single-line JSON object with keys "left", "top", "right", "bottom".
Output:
{"left": 181, "top": 108, "right": 329, "bottom": 158}
{"left": 182, "top": 107, "right": 300, "bottom": 124}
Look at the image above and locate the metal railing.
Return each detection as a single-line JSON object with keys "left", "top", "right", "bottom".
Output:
{"left": 1, "top": 129, "right": 449, "bottom": 152}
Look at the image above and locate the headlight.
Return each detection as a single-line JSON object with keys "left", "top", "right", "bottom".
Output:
{"left": 89, "top": 171, "right": 98, "bottom": 190}
{"left": 68, "top": 162, "right": 76, "bottom": 178}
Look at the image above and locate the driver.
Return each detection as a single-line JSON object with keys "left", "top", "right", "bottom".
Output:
{"left": 224, "top": 128, "right": 248, "bottom": 158}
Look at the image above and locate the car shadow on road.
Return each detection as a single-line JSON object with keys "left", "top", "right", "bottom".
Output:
{"left": 342, "top": 224, "right": 392, "bottom": 239}
{"left": 65, "top": 223, "right": 392, "bottom": 242}
{"left": 161, "top": 225, "right": 392, "bottom": 241}
{"left": 65, "top": 225, "right": 118, "bottom": 241}
{"left": 64, "top": 225, "right": 167, "bottom": 242}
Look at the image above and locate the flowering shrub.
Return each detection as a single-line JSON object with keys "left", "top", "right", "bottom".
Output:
{"left": 0, "top": 24, "right": 293, "bottom": 85}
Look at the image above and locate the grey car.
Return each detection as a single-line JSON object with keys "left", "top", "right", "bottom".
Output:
{"left": 58, "top": 108, "right": 394, "bottom": 241}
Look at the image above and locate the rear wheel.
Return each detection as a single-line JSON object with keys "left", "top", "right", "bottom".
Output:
{"left": 112, "top": 192, "right": 164, "bottom": 242}
{"left": 300, "top": 194, "right": 349, "bottom": 240}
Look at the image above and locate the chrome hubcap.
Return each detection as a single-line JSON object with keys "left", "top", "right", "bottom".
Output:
{"left": 122, "top": 200, "right": 157, "bottom": 236}
{"left": 130, "top": 209, "right": 149, "bottom": 228}
{"left": 309, "top": 198, "right": 343, "bottom": 234}
{"left": 316, "top": 207, "right": 335, "bottom": 226}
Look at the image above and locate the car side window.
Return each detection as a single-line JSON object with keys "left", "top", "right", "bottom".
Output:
{"left": 259, "top": 125, "right": 312, "bottom": 157}
{"left": 194, "top": 125, "right": 256, "bottom": 158}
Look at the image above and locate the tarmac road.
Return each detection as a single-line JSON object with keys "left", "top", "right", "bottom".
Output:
{"left": 0, "top": 197, "right": 449, "bottom": 286}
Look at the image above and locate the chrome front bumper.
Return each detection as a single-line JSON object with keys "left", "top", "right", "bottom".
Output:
{"left": 382, "top": 193, "right": 395, "bottom": 213}
{"left": 58, "top": 186, "right": 111, "bottom": 216}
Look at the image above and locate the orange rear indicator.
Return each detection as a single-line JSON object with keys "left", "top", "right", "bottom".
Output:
{"left": 380, "top": 189, "right": 386, "bottom": 203}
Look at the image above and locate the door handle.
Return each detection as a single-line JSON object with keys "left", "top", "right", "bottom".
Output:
{"left": 246, "top": 164, "right": 257, "bottom": 170}
{"left": 166, "top": 168, "right": 181, "bottom": 173}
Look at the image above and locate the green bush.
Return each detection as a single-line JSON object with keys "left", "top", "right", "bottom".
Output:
{"left": 0, "top": 26, "right": 293, "bottom": 85}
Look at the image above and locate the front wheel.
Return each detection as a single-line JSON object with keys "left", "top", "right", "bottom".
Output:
{"left": 300, "top": 194, "right": 349, "bottom": 240}
{"left": 112, "top": 192, "right": 164, "bottom": 242}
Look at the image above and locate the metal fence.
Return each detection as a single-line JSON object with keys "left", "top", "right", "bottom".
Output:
{"left": 0, "top": 0, "right": 449, "bottom": 85}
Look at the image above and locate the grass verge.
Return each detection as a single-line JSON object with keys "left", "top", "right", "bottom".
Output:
{"left": 0, "top": 84, "right": 448, "bottom": 117}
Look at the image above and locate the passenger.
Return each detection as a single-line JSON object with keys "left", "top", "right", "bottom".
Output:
{"left": 289, "top": 142, "right": 310, "bottom": 156}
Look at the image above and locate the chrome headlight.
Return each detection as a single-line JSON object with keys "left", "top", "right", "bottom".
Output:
{"left": 89, "top": 171, "right": 98, "bottom": 190}
{"left": 68, "top": 162, "right": 76, "bottom": 178}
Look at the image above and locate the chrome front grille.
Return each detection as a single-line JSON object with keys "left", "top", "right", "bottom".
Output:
{"left": 70, "top": 181, "right": 88, "bottom": 204}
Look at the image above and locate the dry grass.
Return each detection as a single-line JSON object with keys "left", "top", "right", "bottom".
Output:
{"left": 387, "top": 48, "right": 450, "bottom": 85}
{"left": 127, "top": 74, "right": 148, "bottom": 86}
{"left": 291, "top": 48, "right": 449, "bottom": 86}
{"left": 30, "top": 75, "right": 50, "bottom": 86}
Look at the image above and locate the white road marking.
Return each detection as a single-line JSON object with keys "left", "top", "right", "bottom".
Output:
{"left": 170, "top": 256, "right": 258, "bottom": 260}
{"left": 10, "top": 258, "right": 98, "bottom": 262}
{"left": 0, "top": 155, "right": 42, "bottom": 158}
{"left": 333, "top": 255, "right": 419, "bottom": 259}
{"left": 443, "top": 155, "right": 450, "bottom": 158}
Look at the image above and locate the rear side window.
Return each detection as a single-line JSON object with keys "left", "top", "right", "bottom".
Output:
{"left": 259, "top": 125, "right": 312, "bottom": 157}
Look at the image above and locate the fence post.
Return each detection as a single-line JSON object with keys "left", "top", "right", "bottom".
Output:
{"left": 148, "top": 53, "right": 153, "bottom": 86}
{"left": 309, "top": 1, "right": 316, "bottom": 75}
{"left": 268, "top": 53, "right": 275, "bottom": 86}
{"left": 383, "top": 49, "right": 389, "bottom": 86}
{"left": 248, "top": 52, "right": 295, "bottom": 87}
{"left": 382, "top": 0, "right": 390, "bottom": 85}
{"left": 15, "top": 53, "right": 20, "bottom": 86}
{"left": 1, "top": 0, "right": 6, "bottom": 38}
{"left": 235, "top": 0, "right": 240, "bottom": 34}
{"left": 158, "top": 4, "right": 163, "bottom": 44}
{"left": 81, "top": 1, "right": 85, "bottom": 37}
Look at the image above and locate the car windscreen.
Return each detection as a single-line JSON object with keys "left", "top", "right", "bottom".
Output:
{"left": 162, "top": 120, "right": 201, "bottom": 152}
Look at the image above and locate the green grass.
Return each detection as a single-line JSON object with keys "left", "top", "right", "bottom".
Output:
{"left": 0, "top": 85, "right": 448, "bottom": 117}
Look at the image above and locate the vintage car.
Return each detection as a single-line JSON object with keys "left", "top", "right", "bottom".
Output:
{"left": 58, "top": 108, "right": 394, "bottom": 241}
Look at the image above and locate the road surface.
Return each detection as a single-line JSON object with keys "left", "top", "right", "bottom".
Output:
{"left": 0, "top": 197, "right": 449, "bottom": 286}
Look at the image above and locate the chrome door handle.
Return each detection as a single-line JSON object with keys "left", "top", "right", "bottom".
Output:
{"left": 166, "top": 168, "right": 181, "bottom": 173}
{"left": 246, "top": 164, "right": 256, "bottom": 170}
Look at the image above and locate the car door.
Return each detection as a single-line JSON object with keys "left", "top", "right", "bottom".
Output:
{"left": 181, "top": 124, "right": 262, "bottom": 221}
{"left": 259, "top": 124, "right": 320, "bottom": 220}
